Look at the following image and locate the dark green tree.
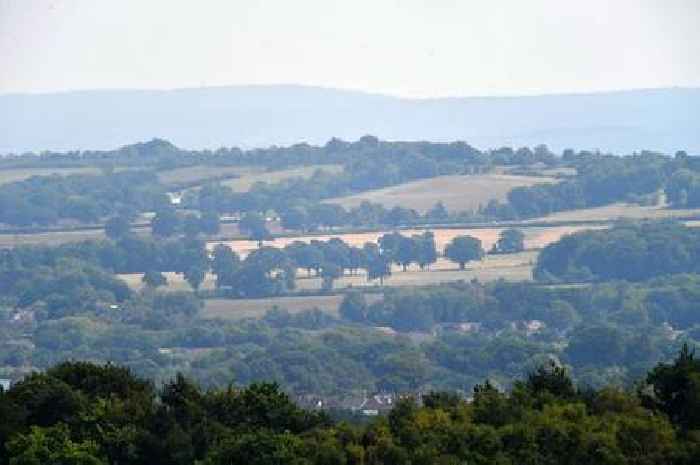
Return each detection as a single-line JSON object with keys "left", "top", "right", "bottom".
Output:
{"left": 444, "top": 235, "right": 484, "bottom": 270}
{"left": 491, "top": 228, "right": 525, "bottom": 254}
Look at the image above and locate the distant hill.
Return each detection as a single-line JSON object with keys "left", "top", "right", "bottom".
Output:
{"left": 1, "top": 85, "right": 698, "bottom": 154}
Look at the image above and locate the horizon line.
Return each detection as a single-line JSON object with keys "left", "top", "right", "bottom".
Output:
{"left": 1, "top": 83, "right": 698, "bottom": 101}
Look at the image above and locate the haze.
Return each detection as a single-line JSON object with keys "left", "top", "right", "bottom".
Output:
{"left": 2, "top": 0, "right": 700, "bottom": 98}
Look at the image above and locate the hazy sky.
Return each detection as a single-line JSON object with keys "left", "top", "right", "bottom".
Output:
{"left": 1, "top": 0, "right": 699, "bottom": 98}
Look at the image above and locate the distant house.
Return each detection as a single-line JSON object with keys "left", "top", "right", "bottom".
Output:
{"left": 373, "top": 326, "right": 397, "bottom": 336}
{"left": 0, "top": 379, "right": 11, "bottom": 391}
{"left": 167, "top": 192, "right": 182, "bottom": 205}
{"left": 357, "top": 394, "right": 395, "bottom": 416}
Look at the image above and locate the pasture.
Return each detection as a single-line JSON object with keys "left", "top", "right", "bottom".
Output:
{"left": 325, "top": 174, "right": 555, "bottom": 213}
{"left": 119, "top": 250, "right": 537, "bottom": 296}
{"left": 0, "top": 167, "right": 100, "bottom": 185}
{"left": 201, "top": 295, "right": 345, "bottom": 320}
{"left": 157, "top": 165, "right": 258, "bottom": 186}
{"left": 529, "top": 202, "right": 700, "bottom": 224}
{"left": 218, "top": 164, "right": 343, "bottom": 192}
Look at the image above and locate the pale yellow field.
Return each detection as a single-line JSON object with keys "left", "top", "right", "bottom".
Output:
{"left": 207, "top": 225, "right": 596, "bottom": 258}
{"left": 157, "top": 165, "right": 259, "bottom": 186}
{"left": 0, "top": 167, "right": 100, "bottom": 185}
{"left": 219, "top": 164, "right": 343, "bottom": 192}
{"left": 325, "top": 174, "right": 555, "bottom": 213}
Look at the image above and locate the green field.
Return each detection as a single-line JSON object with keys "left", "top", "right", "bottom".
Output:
{"left": 157, "top": 165, "right": 258, "bottom": 186}
{"left": 528, "top": 202, "right": 700, "bottom": 224}
{"left": 218, "top": 164, "right": 343, "bottom": 192}
{"left": 120, "top": 250, "right": 536, "bottom": 297}
{"left": 325, "top": 174, "right": 554, "bottom": 213}
{"left": 0, "top": 167, "right": 100, "bottom": 185}
{"left": 201, "top": 293, "right": 382, "bottom": 321}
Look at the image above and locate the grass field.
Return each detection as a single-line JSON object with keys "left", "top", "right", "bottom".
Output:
{"left": 295, "top": 252, "right": 537, "bottom": 291}
{"left": 325, "top": 174, "right": 555, "bottom": 213}
{"left": 0, "top": 167, "right": 100, "bottom": 185}
{"left": 201, "top": 295, "right": 346, "bottom": 320}
{"left": 218, "top": 164, "right": 343, "bottom": 192}
{"left": 120, "top": 250, "right": 536, "bottom": 297}
{"left": 529, "top": 202, "right": 700, "bottom": 224}
{"left": 157, "top": 165, "right": 259, "bottom": 186}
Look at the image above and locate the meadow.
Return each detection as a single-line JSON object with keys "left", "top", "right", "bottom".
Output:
{"left": 157, "top": 165, "right": 258, "bottom": 186}
{"left": 325, "top": 173, "right": 555, "bottom": 213}
{"left": 529, "top": 202, "right": 700, "bottom": 224}
{"left": 0, "top": 167, "right": 100, "bottom": 185}
{"left": 218, "top": 164, "right": 343, "bottom": 192}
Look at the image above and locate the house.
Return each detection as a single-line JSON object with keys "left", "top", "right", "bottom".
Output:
{"left": 357, "top": 394, "right": 395, "bottom": 416}
{"left": 167, "top": 192, "right": 182, "bottom": 205}
{"left": 0, "top": 379, "right": 11, "bottom": 391}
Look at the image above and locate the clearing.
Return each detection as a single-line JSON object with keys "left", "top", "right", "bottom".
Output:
{"left": 325, "top": 174, "right": 554, "bottom": 213}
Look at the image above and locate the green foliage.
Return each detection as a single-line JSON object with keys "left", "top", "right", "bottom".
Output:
{"left": 444, "top": 235, "right": 484, "bottom": 270}
{"left": 491, "top": 228, "right": 525, "bottom": 254}
{"left": 2, "top": 355, "right": 698, "bottom": 465}
{"left": 535, "top": 221, "right": 700, "bottom": 282}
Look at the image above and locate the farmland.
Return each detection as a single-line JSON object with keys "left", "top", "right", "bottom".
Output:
{"left": 119, "top": 250, "right": 537, "bottom": 294}
{"left": 0, "top": 167, "right": 100, "bottom": 185}
{"left": 325, "top": 173, "right": 555, "bottom": 213}
{"left": 157, "top": 165, "right": 257, "bottom": 186}
{"left": 218, "top": 164, "right": 343, "bottom": 192}
{"left": 529, "top": 201, "right": 700, "bottom": 224}
{"left": 207, "top": 224, "right": 598, "bottom": 259}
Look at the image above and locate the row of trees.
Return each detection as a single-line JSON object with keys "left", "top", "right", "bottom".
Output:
{"left": 2, "top": 350, "right": 700, "bottom": 465}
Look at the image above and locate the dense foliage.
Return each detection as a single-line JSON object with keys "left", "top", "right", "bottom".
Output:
{"left": 2, "top": 353, "right": 700, "bottom": 465}
{"left": 535, "top": 221, "right": 700, "bottom": 282}
{"left": 0, "top": 171, "right": 167, "bottom": 226}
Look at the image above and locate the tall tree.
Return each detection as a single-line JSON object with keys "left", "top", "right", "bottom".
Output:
{"left": 239, "top": 212, "right": 272, "bottom": 247}
{"left": 444, "top": 235, "right": 484, "bottom": 270}
{"left": 491, "top": 228, "right": 525, "bottom": 254}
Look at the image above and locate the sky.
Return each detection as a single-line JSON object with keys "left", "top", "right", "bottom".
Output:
{"left": 1, "top": 0, "right": 699, "bottom": 98}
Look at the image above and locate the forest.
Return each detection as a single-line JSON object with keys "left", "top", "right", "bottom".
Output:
{"left": 1, "top": 350, "right": 700, "bottom": 465}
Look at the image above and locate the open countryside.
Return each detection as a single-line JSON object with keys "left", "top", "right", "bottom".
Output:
{"left": 325, "top": 173, "right": 555, "bottom": 213}
{"left": 0, "top": 166, "right": 100, "bottom": 185}
{"left": 218, "top": 164, "right": 343, "bottom": 192}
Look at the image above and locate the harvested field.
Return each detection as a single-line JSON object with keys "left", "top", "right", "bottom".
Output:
{"left": 0, "top": 167, "right": 100, "bottom": 185}
{"left": 207, "top": 225, "right": 597, "bottom": 258}
{"left": 325, "top": 174, "right": 554, "bottom": 213}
